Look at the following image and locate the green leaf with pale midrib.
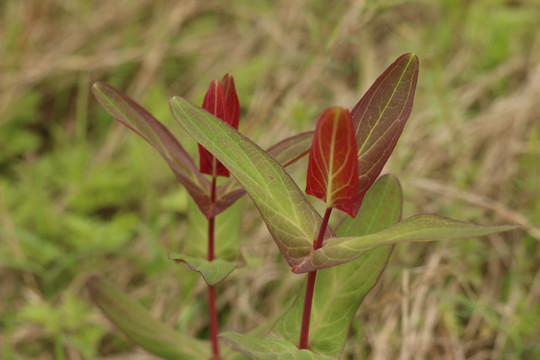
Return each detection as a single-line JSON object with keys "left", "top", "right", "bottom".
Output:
{"left": 170, "top": 97, "right": 330, "bottom": 268}
{"left": 170, "top": 254, "right": 240, "bottom": 286}
{"left": 272, "top": 175, "right": 402, "bottom": 357}
{"left": 87, "top": 276, "right": 209, "bottom": 360}
{"left": 293, "top": 215, "right": 518, "bottom": 273}
{"left": 221, "top": 332, "right": 330, "bottom": 360}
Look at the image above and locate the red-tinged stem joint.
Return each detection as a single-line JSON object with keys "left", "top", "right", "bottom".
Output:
{"left": 298, "top": 207, "right": 333, "bottom": 350}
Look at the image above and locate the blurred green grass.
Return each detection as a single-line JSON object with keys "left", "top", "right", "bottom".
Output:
{"left": 1, "top": 0, "right": 539, "bottom": 359}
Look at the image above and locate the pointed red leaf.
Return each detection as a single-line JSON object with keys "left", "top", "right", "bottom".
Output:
{"left": 306, "top": 107, "right": 358, "bottom": 217}
{"left": 199, "top": 80, "right": 231, "bottom": 177}
{"left": 222, "top": 73, "right": 240, "bottom": 130}
{"left": 350, "top": 53, "right": 419, "bottom": 215}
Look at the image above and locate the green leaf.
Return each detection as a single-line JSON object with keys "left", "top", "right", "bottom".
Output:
{"left": 170, "top": 97, "right": 329, "bottom": 268}
{"left": 172, "top": 197, "right": 244, "bottom": 285}
{"left": 220, "top": 332, "right": 330, "bottom": 360}
{"left": 351, "top": 53, "right": 419, "bottom": 215}
{"left": 91, "top": 82, "right": 214, "bottom": 217}
{"left": 272, "top": 175, "right": 402, "bottom": 357}
{"left": 169, "top": 254, "right": 239, "bottom": 286}
{"left": 86, "top": 276, "right": 209, "bottom": 360}
{"left": 214, "top": 131, "right": 313, "bottom": 217}
{"left": 294, "top": 215, "right": 518, "bottom": 273}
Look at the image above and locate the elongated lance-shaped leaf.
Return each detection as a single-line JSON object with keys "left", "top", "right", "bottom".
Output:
{"left": 306, "top": 107, "right": 358, "bottom": 217}
{"left": 350, "top": 53, "right": 419, "bottom": 215}
{"left": 91, "top": 82, "right": 213, "bottom": 216}
{"left": 272, "top": 174, "right": 401, "bottom": 357}
{"left": 214, "top": 131, "right": 313, "bottom": 214}
{"left": 220, "top": 332, "right": 330, "bottom": 360}
{"left": 294, "top": 215, "right": 518, "bottom": 273}
{"left": 199, "top": 78, "right": 234, "bottom": 177}
{"left": 170, "top": 97, "right": 332, "bottom": 268}
{"left": 87, "top": 276, "right": 209, "bottom": 360}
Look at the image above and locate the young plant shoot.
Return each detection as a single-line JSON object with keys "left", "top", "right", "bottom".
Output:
{"left": 89, "top": 53, "right": 517, "bottom": 360}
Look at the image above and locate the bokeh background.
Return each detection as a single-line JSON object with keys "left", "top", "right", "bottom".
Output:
{"left": 1, "top": 0, "right": 539, "bottom": 359}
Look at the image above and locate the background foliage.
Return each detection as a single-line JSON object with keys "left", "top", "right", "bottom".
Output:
{"left": 1, "top": 0, "right": 539, "bottom": 359}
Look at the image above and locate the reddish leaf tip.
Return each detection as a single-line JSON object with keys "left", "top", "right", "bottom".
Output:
{"left": 306, "top": 106, "right": 359, "bottom": 217}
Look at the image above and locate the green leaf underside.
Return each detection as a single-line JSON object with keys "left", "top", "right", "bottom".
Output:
{"left": 214, "top": 132, "right": 313, "bottom": 216}
{"left": 220, "top": 332, "right": 330, "bottom": 360}
{"left": 87, "top": 276, "right": 208, "bottom": 360}
{"left": 91, "top": 82, "right": 212, "bottom": 216}
{"left": 294, "top": 215, "right": 518, "bottom": 273}
{"left": 306, "top": 107, "right": 358, "bottom": 217}
{"left": 272, "top": 175, "right": 402, "bottom": 357}
{"left": 169, "top": 254, "right": 239, "bottom": 286}
{"left": 351, "top": 53, "right": 419, "bottom": 215}
{"left": 170, "top": 97, "right": 331, "bottom": 268}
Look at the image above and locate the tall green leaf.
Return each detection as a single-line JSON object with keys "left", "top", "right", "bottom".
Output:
{"left": 351, "top": 53, "right": 419, "bottom": 215}
{"left": 170, "top": 97, "right": 329, "bottom": 268}
{"left": 87, "top": 276, "right": 209, "bottom": 360}
{"left": 272, "top": 175, "right": 402, "bottom": 357}
{"left": 293, "top": 216, "right": 518, "bottom": 273}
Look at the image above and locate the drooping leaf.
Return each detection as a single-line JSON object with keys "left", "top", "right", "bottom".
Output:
{"left": 293, "top": 215, "right": 518, "bottom": 273}
{"left": 220, "top": 332, "right": 330, "bottom": 360}
{"left": 169, "top": 255, "right": 239, "bottom": 286}
{"left": 305, "top": 107, "right": 358, "bottom": 217}
{"left": 174, "top": 197, "right": 244, "bottom": 285}
{"left": 91, "top": 82, "right": 213, "bottom": 216}
{"left": 170, "top": 97, "right": 331, "bottom": 268}
{"left": 351, "top": 53, "right": 419, "bottom": 215}
{"left": 213, "top": 131, "right": 313, "bottom": 214}
{"left": 272, "top": 174, "right": 402, "bottom": 357}
{"left": 87, "top": 276, "right": 209, "bottom": 360}
{"left": 199, "top": 79, "right": 232, "bottom": 177}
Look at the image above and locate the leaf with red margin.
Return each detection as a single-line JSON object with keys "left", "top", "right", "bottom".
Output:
{"left": 306, "top": 107, "right": 358, "bottom": 217}
{"left": 91, "top": 82, "right": 213, "bottom": 216}
{"left": 199, "top": 79, "right": 231, "bottom": 177}
{"left": 350, "top": 53, "right": 419, "bottom": 215}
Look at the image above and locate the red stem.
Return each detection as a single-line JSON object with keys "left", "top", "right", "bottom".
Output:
{"left": 208, "top": 175, "right": 220, "bottom": 358}
{"left": 298, "top": 207, "right": 333, "bottom": 350}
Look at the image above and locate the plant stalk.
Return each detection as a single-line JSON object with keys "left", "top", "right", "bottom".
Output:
{"left": 298, "top": 207, "right": 333, "bottom": 350}
{"left": 208, "top": 175, "right": 220, "bottom": 358}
